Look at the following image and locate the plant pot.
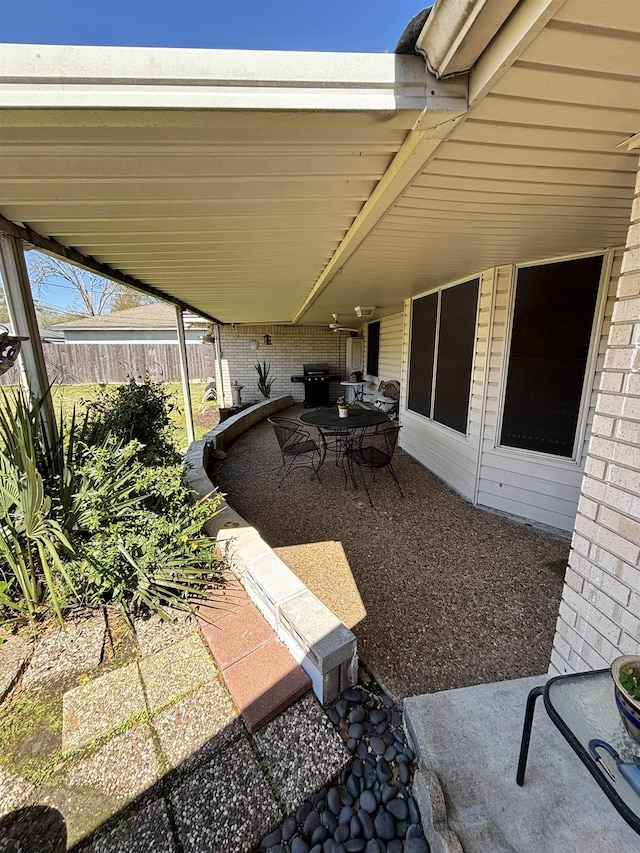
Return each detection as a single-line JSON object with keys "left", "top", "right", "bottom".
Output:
{"left": 338, "top": 406, "right": 349, "bottom": 418}
{"left": 611, "top": 655, "right": 640, "bottom": 743}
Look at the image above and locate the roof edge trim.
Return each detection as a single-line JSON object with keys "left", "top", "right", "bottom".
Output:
{"left": 416, "top": 0, "right": 520, "bottom": 78}
{"left": 0, "top": 45, "right": 429, "bottom": 112}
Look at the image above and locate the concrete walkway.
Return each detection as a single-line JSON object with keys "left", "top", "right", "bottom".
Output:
{"left": 403, "top": 676, "right": 640, "bottom": 853}
{"left": 0, "top": 607, "right": 348, "bottom": 852}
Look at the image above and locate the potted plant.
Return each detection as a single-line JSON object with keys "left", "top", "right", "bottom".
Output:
{"left": 611, "top": 655, "right": 640, "bottom": 742}
{"left": 337, "top": 395, "right": 349, "bottom": 418}
{"left": 255, "top": 360, "right": 274, "bottom": 399}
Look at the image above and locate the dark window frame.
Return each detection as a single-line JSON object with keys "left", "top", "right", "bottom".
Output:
{"left": 498, "top": 254, "right": 605, "bottom": 461}
{"left": 366, "top": 320, "right": 381, "bottom": 377}
{"left": 407, "top": 277, "right": 479, "bottom": 436}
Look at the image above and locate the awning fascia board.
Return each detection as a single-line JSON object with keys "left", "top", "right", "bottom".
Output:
{"left": 0, "top": 45, "right": 430, "bottom": 112}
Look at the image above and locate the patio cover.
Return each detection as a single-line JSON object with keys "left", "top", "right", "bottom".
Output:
{"left": 0, "top": 0, "right": 638, "bottom": 326}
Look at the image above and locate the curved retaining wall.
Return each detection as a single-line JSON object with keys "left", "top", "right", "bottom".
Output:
{"left": 183, "top": 395, "right": 358, "bottom": 704}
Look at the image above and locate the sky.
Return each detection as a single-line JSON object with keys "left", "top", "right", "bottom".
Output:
{"left": 2, "top": 1, "right": 429, "bottom": 53}
{"left": 1, "top": 1, "right": 430, "bottom": 314}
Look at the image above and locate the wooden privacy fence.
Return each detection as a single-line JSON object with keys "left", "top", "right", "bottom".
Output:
{"left": 0, "top": 342, "right": 216, "bottom": 386}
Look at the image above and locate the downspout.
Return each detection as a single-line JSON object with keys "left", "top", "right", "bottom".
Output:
{"left": 175, "top": 305, "right": 195, "bottom": 446}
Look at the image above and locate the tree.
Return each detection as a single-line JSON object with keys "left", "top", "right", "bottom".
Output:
{"left": 0, "top": 284, "right": 81, "bottom": 329}
{"left": 0, "top": 289, "right": 8, "bottom": 324}
{"left": 25, "top": 251, "right": 155, "bottom": 317}
{"left": 110, "top": 285, "right": 156, "bottom": 312}
{"left": 26, "top": 252, "right": 118, "bottom": 316}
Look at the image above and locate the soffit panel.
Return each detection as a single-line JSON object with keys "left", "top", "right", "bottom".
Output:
{"left": 303, "top": 5, "right": 639, "bottom": 324}
{"left": 0, "top": 108, "right": 412, "bottom": 323}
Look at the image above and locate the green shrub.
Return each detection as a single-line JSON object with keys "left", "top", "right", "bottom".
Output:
{"left": 0, "top": 388, "right": 225, "bottom": 628}
{"left": 83, "top": 377, "right": 179, "bottom": 465}
{"left": 68, "top": 463, "right": 225, "bottom": 620}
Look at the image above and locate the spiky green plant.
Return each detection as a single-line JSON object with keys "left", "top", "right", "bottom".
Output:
{"left": 0, "top": 387, "right": 226, "bottom": 628}
{"left": 255, "top": 361, "right": 274, "bottom": 399}
{"left": 0, "top": 418, "right": 75, "bottom": 625}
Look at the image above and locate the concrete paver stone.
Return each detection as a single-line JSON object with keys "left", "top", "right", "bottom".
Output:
{"left": 0, "top": 632, "right": 32, "bottom": 702}
{"left": 66, "top": 724, "right": 160, "bottom": 802}
{"left": 222, "top": 638, "right": 311, "bottom": 732}
{"left": 153, "top": 678, "right": 243, "bottom": 772}
{"left": 170, "top": 737, "right": 281, "bottom": 852}
{"left": 0, "top": 766, "right": 35, "bottom": 819}
{"left": 196, "top": 570, "right": 250, "bottom": 625}
{"left": 202, "top": 603, "right": 276, "bottom": 670}
{"left": 62, "top": 663, "right": 145, "bottom": 754}
{"left": 133, "top": 611, "right": 198, "bottom": 658}
{"left": 253, "top": 691, "right": 350, "bottom": 811}
{"left": 138, "top": 633, "right": 217, "bottom": 712}
{"left": 23, "top": 613, "right": 106, "bottom": 692}
{"left": 74, "top": 798, "right": 176, "bottom": 853}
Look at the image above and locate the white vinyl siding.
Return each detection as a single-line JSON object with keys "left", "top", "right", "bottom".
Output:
{"left": 400, "top": 270, "right": 493, "bottom": 501}
{"left": 580, "top": 250, "right": 622, "bottom": 461}
{"left": 397, "top": 252, "right": 621, "bottom": 532}
{"left": 475, "top": 254, "right": 619, "bottom": 532}
{"left": 378, "top": 312, "right": 403, "bottom": 381}
{"left": 364, "top": 312, "right": 403, "bottom": 382}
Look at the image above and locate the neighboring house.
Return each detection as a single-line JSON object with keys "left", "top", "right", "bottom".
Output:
{"left": 0, "top": 0, "right": 638, "bottom": 677}
{"left": 51, "top": 304, "right": 347, "bottom": 402}
{"left": 49, "top": 302, "right": 205, "bottom": 343}
{"left": 38, "top": 303, "right": 216, "bottom": 384}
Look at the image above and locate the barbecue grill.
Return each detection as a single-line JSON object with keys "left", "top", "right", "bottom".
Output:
{"left": 290, "top": 362, "right": 342, "bottom": 408}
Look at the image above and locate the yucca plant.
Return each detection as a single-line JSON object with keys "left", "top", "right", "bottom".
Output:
{"left": 0, "top": 386, "right": 226, "bottom": 628}
{"left": 255, "top": 360, "right": 275, "bottom": 398}
{"left": 0, "top": 434, "right": 75, "bottom": 625}
{"left": 0, "top": 388, "right": 141, "bottom": 625}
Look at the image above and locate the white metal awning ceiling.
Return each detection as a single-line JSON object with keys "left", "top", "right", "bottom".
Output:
{"left": 0, "top": 0, "right": 638, "bottom": 327}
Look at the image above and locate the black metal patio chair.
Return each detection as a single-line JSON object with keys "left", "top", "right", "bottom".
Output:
{"left": 344, "top": 423, "right": 403, "bottom": 506}
{"left": 267, "top": 416, "right": 322, "bottom": 486}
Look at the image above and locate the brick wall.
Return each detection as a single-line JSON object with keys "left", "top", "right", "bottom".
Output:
{"left": 217, "top": 324, "right": 347, "bottom": 406}
{"left": 550, "top": 158, "right": 640, "bottom": 674}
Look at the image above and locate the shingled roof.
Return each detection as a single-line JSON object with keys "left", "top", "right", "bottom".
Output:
{"left": 50, "top": 302, "right": 204, "bottom": 331}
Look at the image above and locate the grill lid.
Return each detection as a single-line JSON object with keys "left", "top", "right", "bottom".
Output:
{"left": 303, "top": 362, "right": 329, "bottom": 375}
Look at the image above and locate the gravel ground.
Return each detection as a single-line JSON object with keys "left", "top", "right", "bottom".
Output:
{"left": 210, "top": 407, "right": 569, "bottom": 700}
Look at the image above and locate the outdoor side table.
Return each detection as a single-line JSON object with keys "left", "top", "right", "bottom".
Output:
{"left": 517, "top": 669, "right": 640, "bottom": 834}
{"left": 340, "top": 380, "right": 367, "bottom": 403}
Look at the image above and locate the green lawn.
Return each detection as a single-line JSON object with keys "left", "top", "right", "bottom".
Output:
{"left": 2, "top": 382, "right": 217, "bottom": 450}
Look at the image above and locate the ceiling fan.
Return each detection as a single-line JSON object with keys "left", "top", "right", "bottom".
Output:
{"left": 328, "top": 313, "right": 360, "bottom": 333}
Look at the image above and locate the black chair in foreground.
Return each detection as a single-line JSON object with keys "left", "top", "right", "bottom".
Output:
{"left": 267, "top": 417, "right": 322, "bottom": 486}
{"left": 344, "top": 423, "right": 403, "bottom": 506}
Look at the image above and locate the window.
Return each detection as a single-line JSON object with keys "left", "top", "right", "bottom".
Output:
{"left": 366, "top": 320, "right": 380, "bottom": 376}
{"left": 408, "top": 278, "right": 479, "bottom": 434}
{"left": 500, "top": 255, "right": 603, "bottom": 458}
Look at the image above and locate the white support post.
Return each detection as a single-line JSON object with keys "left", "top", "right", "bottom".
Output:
{"left": 213, "top": 322, "right": 225, "bottom": 407}
{"left": 175, "top": 305, "right": 195, "bottom": 446}
{"left": 0, "top": 234, "right": 56, "bottom": 437}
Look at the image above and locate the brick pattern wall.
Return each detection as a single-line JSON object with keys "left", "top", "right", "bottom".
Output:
{"left": 217, "top": 324, "right": 347, "bottom": 406}
{"left": 550, "top": 159, "right": 640, "bottom": 675}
